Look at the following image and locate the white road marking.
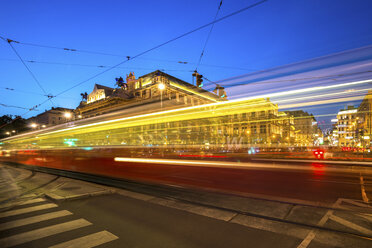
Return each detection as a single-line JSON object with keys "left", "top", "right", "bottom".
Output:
{"left": 0, "top": 210, "right": 72, "bottom": 231}
{"left": 0, "top": 203, "right": 58, "bottom": 218}
{"left": 329, "top": 214, "right": 372, "bottom": 236}
{"left": 359, "top": 174, "right": 370, "bottom": 203}
{"left": 341, "top": 198, "right": 371, "bottom": 208}
{"left": 296, "top": 198, "right": 342, "bottom": 248}
{"left": 0, "top": 218, "right": 92, "bottom": 248}
{"left": 357, "top": 213, "right": 372, "bottom": 222}
{"left": 0, "top": 187, "right": 19, "bottom": 194}
{"left": 296, "top": 231, "right": 316, "bottom": 248}
{"left": 49, "top": 230, "right": 118, "bottom": 248}
{"left": 0, "top": 197, "right": 48, "bottom": 210}
{"left": 17, "top": 197, "right": 46, "bottom": 205}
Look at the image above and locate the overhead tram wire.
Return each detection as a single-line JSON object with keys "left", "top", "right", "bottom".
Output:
{"left": 0, "top": 103, "right": 39, "bottom": 111}
{"left": 0, "top": 86, "right": 80, "bottom": 101}
{"left": 0, "top": 57, "right": 257, "bottom": 72}
{"left": 48, "top": 0, "right": 269, "bottom": 100}
{"left": 0, "top": 38, "right": 259, "bottom": 71}
{"left": 0, "top": 36, "right": 56, "bottom": 107}
{"left": 0, "top": 58, "right": 192, "bottom": 72}
{"left": 195, "top": 0, "right": 223, "bottom": 71}
{"left": 0, "top": 0, "right": 269, "bottom": 126}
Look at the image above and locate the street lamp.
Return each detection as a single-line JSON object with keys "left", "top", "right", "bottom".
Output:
{"left": 5, "top": 132, "right": 10, "bottom": 136}
{"left": 158, "top": 83, "right": 165, "bottom": 109}
{"left": 64, "top": 112, "right": 72, "bottom": 119}
{"left": 12, "top": 130, "right": 16, "bottom": 133}
{"left": 41, "top": 125, "right": 46, "bottom": 128}
{"left": 30, "top": 123, "right": 37, "bottom": 129}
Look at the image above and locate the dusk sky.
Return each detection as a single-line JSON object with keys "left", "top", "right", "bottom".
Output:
{"left": 1, "top": 0, "right": 372, "bottom": 120}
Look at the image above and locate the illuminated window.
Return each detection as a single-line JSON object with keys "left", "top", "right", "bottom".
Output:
{"left": 260, "top": 124, "right": 266, "bottom": 134}
{"left": 252, "top": 125, "right": 257, "bottom": 134}
{"left": 135, "top": 81, "right": 140, "bottom": 89}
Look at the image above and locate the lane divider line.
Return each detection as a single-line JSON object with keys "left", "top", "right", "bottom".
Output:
{"left": 360, "top": 174, "right": 370, "bottom": 203}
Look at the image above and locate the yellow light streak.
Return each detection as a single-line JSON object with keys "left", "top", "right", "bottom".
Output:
{"left": 2, "top": 78, "right": 372, "bottom": 145}
{"left": 169, "top": 82, "right": 219, "bottom": 102}
{"left": 113, "top": 157, "right": 372, "bottom": 174}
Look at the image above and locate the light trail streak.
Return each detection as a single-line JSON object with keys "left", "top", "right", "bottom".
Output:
{"left": 14, "top": 79, "right": 372, "bottom": 137}
{"left": 113, "top": 157, "right": 372, "bottom": 174}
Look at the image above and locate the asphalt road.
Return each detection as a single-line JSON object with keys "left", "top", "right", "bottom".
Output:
{"left": 0, "top": 164, "right": 371, "bottom": 248}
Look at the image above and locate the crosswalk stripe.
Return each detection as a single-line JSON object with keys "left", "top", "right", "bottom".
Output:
{"left": 0, "top": 203, "right": 58, "bottom": 218}
{"left": 17, "top": 198, "right": 47, "bottom": 206}
{"left": 329, "top": 215, "right": 372, "bottom": 236}
{"left": 49, "top": 230, "right": 119, "bottom": 248}
{"left": 341, "top": 199, "right": 371, "bottom": 208}
{"left": 0, "top": 210, "right": 73, "bottom": 231}
{"left": 0, "top": 218, "right": 92, "bottom": 248}
{"left": 0, "top": 198, "right": 47, "bottom": 209}
{"left": 0, "top": 187, "right": 19, "bottom": 194}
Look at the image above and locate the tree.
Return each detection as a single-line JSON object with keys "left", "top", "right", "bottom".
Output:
{"left": 0, "top": 115, "right": 30, "bottom": 139}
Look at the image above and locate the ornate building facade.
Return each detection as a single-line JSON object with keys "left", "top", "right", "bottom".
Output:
{"left": 75, "top": 71, "right": 221, "bottom": 119}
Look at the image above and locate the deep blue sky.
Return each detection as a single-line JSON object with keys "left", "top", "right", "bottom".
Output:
{"left": 1, "top": 0, "right": 372, "bottom": 119}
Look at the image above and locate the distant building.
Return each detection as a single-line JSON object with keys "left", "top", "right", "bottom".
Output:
{"left": 278, "top": 112, "right": 295, "bottom": 145}
{"left": 284, "top": 110, "right": 320, "bottom": 146}
{"left": 357, "top": 90, "right": 372, "bottom": 148}
{"left": 27, "top": 107, "right": 74, "bottom": 128}
{"left": 336, "top": 105, "right": 358, "bottom": 147}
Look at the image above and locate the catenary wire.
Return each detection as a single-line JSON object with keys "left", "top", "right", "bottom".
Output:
{"left": 3, "top": 39, "right": 56, "bottom": 106}
{"left": 0, "top": 0, "right": 268, "bottom": 129}
{"left": 52, "top": 0, "right": 269, "bottom": 99}
{"left": 196, "top": 0, "right": 223, "bottom": 70}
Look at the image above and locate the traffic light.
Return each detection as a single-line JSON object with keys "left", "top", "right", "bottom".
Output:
{"left": 192, "top": 71, "right": 203, "bottom": 87}
{"left": 196, "top": 74, "right": 203, "bottom": 87}
{"left": 213, "top": 84, "right": 227, "bottom": 99}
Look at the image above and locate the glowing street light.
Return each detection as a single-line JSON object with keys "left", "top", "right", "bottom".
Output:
{"left": 30, "top": 123, "right": 37, "bottom": 128}
{"left": 64, "top": 112, "right": 72, "bottom": 119}
{"left": 158, "top": 83, "right": 165, "bottom": 109}
{"left": 41, "top": 125, "right": 46, "bottom": 128}
{"left": 12, "top": 130, "right": 16, "bottom": 133}
{"left": 5, "top": 132, "right": 10, "bottom": 135}
{"left": 158, "top": 83, "right": 165, "bottom": 90}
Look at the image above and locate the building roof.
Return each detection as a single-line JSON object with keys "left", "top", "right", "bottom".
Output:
{"left": 140, "top": 70, "right": 222, "bottom": 102}
{"left": 285, "top": 110, "right": 313, "bottom": 117}
{"left": 94, "top": 84, "right": 115, "bottom": 96}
